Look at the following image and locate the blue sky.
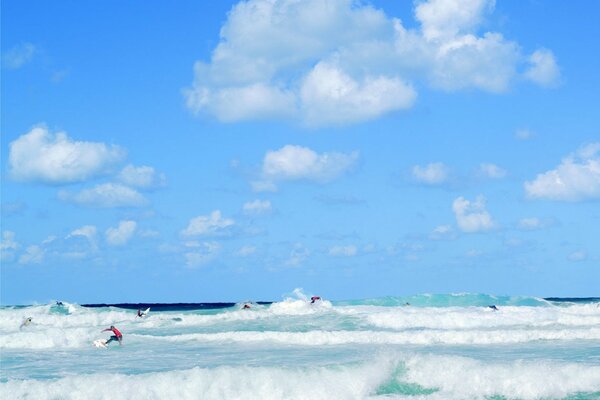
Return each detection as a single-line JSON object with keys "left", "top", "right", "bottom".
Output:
{"left": 1, "top": 0, "right": 599, "bottom": 304}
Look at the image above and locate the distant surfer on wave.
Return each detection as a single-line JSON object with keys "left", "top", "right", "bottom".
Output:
{"left": 488, "top": 305, "right": 499, "bottom": 311}
{"left": 310, "top": 296, "right": 321, "bottom": 304}
{"left": 242, "top": 303, "right": 251, "bottom": 309}
{"left": 102, "top": 325, "right": 123, "bottom": 346}
{"left": 20, "top": 317, "right": 33, "bottom": 330}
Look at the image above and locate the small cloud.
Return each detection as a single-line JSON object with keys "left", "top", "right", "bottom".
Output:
{"left": 285, "top": 243, "right": 310, "bottom": 267}
{"left": 429, "top": 224, "right": 456, "bottom": 240}
{"left": 568, "top": 250, "right": 587, "bottom": 262}
{"left": 67, "top": 225, "right": 98, "bottom": 251}
{"left": 185, "top": 242, "right": 221, "bottom": 267}
{"left": 452, "top": 195, "right": 495, "bottom": 233}
{"left": 9, "top": 125, "right": 125, "bottom": 184}
{"left": 329, "top": 245, "right": 358, "bottom": 257}
{"left": 181, "top": 210, "right": 235, "bottom": 237}
{"left": 105, "top": 220, "right": 137, "bottom": 246}
{"left": 243, "top": 199, "right": 272, "bottom": 215}
{"left": 478, "top": 163, "right": 507, "bottom": 179}
{"left": 117, "top": 164, "right": 166, "bottom": 189}
{"left": 524, "top": 142, "right": 600, "bottom": 201}
{"left": 1, "top": 231, "right": 20, "bottom": 262}
{"left": 59, "top": 183, "right": 148, "bottom": 208}
{"left": 515, "top": 129, "right": 535, "bottom": 141}
{"left": 517, "top": 217, "right": 548, "bottom": 231}
{"left": 251, "top": 180, "right": 278, "bottom": 193}
{"left": 1, "top": 201, "right": 27, "bottom": 217}
{"left": 237, "top": 245, "right": 257, "bottom": 257}
{"left": 18, "top": 245, "right": 45, "bottom": 265}
{"left": 466, "top": 249, "right": 482, "bottom": 258}
{"left": 524, "top": 49, "right": 560, "bottom": 88}
{"left": 2, "top": 42, "right": 36, "bottom": 69}
{"left": 261, "top": 145, "right": 358, "bottom": 185}
{"left": 412, "top": 162, "right": 450, "bottom": 185}
{"left": 139, "top": 229, "right": 160, "bottom": 238}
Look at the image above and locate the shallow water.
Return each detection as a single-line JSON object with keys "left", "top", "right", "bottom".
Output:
{"left": 1, "top": 292, "right": 599, "bottom": 399}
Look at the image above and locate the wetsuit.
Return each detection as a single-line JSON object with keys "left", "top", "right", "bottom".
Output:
{"left": 102, "top": 327, "right": 123, "bottom": 345}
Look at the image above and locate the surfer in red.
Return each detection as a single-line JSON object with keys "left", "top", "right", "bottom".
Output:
{"left": 310, "top": 296, "right": 321, "bottom": 304}
{"left": 102, "top": 325, "right": 123, "bottom": 346}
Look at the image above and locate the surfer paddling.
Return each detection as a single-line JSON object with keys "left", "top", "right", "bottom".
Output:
{"left": 102, "top": 325, "right": 123, "bottom": 346}
{"left": 310, "top": 296, "right": 321, "bottom": 304}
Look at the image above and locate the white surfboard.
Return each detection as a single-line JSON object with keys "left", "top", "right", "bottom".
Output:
{"left": 93, "top": 339, "right": 108, "bottom": 348}
{"left": 139, "top": 307, "right": 151, "bottom": 317}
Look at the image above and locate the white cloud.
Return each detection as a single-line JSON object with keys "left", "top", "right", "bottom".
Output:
{"left": 478, "top": 163, "right": 506, "bottom": 179}
{"left": 285, "top": 243, "right": 310, "bottom": 267}
{"left": 452, "top": 195, "right": 494, "bottom": 232}
{"left": 117, "top": 164, "right": 166, "bottom": 189}
{"left": 329, "top": 245, "right": 358, "bottom": 257}
{"left": 184, "top": 0, "right": 553, "bottom": 126}
{"left": 185, "top": 242, "right": 221, "bottom": 267}
{"left": 429, "top": 224, "right": 456, "bottom": 240}
{"left": 568, "top": 251, "right": 587, "bottom": 262}
{"left": 181, "top": 210, "right": 235, "bottom": 237}
{"left": 517, "top": 217, "right": 542, "bottom": 230}
{"left": 300, "top": 62, "right": 416, "bottom": 126}
{"left": 251, "top": 180, "right": 278, "bottom": 193}
{"left": 515, "top": 128, "right": 535, "bottom": 141}
{"left": 524, "top": 143, "right": 600, "bottom": 201}
{"left": 261, "top": 145, "right": 358, "bottom": 187}
{"left": 412, "top": 162, "right": 449, "bottom": 184}
{"left": 19, "top": 245, "right": 45, "bottom": 265}
{"left": 105, "top": 220, "right": 137, "bottom": 246}
{"left": 2, "top": 42, "right": 36, "bottom": 69}
{"left": 524, "top": 49, "right": 560, "bottom": 88}
{"left": 59, "top": 183, "right": 148, "bottom": 208}
{"left": 237, "top": 245, "right": 257, "bottom": 257}
{"left": 243, "top": 199, "right": 272, "bottom": 214}
{"left": 67, "top": 225, "right": 98, "bottom": 249}
{"left": 9, "top": 126, "right": 125, "bottom": 184}
{"left": 1, "top": 231, "right": 19, "bottom": 262}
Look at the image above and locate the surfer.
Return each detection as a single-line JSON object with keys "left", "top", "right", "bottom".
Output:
{"left": 310, "top": 296, "right": 321, "bottom": 304}
{"left": 20, "top": 317, "right": 32, "bottom": 330}
{"left": 136, "top": 307, "right": 150, "bottom": 318}
{"left": 102, "top": 325, "right": 123, "bottom": 346}
{"left": 242, "top": 304, "right": 251, "bottom": 309}
{"left": 488, "top": 305, "right": 499, "bottom": 311}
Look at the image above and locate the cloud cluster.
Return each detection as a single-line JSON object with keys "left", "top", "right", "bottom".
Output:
{"left": 2, "top": 42, "right": 36, "bottom": 69}
{"left": 243, "top": 199, "right": 272, "bottom": 214}
{"left": 452, "top": 195, "right": 495, "bottom": 232}
{"left": 105, "top": 220, "right": 137, "bottom": 246}
{"left": 524, "top": 143, "right": 600, "bottom": 201}
{"left": 412, "top": 162, "right": 449, "bottom": 184}
{"left": 181, "top": 210, "right": 235, "bottom": 237}
{"left": 254, "top": 145, "right": 358, "bottom": 191}
{"left": 9, "top": 126, "right": 125, "bottom": 184}
{"left": 185, "top": 0, "right": 558, "bottom": 126}
{"left": 8, "top": 126, "right": 166, "bottom": 208}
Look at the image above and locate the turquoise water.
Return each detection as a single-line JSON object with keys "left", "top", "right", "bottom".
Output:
{"left": 1, "top": 291, "right": 599, "bottom": 399}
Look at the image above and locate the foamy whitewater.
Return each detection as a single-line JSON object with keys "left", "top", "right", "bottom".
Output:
{"left": 1, "top": 291, "right": 599, "bottom": 400}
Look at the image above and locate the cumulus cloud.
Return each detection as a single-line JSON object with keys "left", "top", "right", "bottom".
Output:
{"left": 452, "top": 195, "right": 494, "bottom": 232}
{"left": 67, "top": 225, "right": 98, "bottom": 250}
{"left": 237, "top": 245, "right": 257, "bottom": 257}
{"left": 478, "top": 163, "right": 507, "bottom": 179}
{"left": 429, "top": 224, "right": 456, "bottom": 240}
{"left": 243, "top": 199, "right": 272, "bottom": 214}
{"left": 258, "top": 145, "right": 358, "bottom": 190}
{"left": 412, "top": 162, "right": 449, "bottom": 184}
{"left": 515, "top": 129, "right": 535, "bottom": 141}
{"left": 524, "top": 49, "right": 560, "bottom": 88}
{"left": 19, "top": 245, "right": 45, "bottom": 265}
{"left": 184, "top": 0, "right": 555, "bottom": 126}
{"left": 185, "top": 242, "right": 221, "bottom": 267}
{"left": 329, "top": 245, "right": 358, "bottom": 257}
{"left": 105, "top": 220, "right": 137, "bottom": 246}
{"left": 117, "top": 164, "right": 166, "bottom": 189}
{"left": 2, "top": 42, "right": 36, "bottom": 69}
{"left": 9, "top": 126, "right": 125, "bottom": 184}
{"left": 524, "top": 143, "right": 600, "bottom": 201}
{"left": 1, "top": 231, "right": 19, "bottom": 262}
{"left": 181, "top": 210, "right": 235, "bottom": 237}
{"left": 59, "top": 183, "right": 148, "bottom": 208}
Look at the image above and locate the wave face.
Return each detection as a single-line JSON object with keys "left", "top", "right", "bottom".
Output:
{"left": 2, "top": 292, "right": 600, "bottom": 399}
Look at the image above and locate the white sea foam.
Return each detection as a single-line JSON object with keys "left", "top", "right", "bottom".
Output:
{"left": 133, "top": 327, "right": 600, "bottom": 346}
{"left": 2, "top": 354, "right": 598, "bottom": 400}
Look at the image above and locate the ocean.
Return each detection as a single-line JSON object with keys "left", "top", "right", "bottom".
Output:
{"left": 1, "top": 291, "right": 599, "bottom": 399}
